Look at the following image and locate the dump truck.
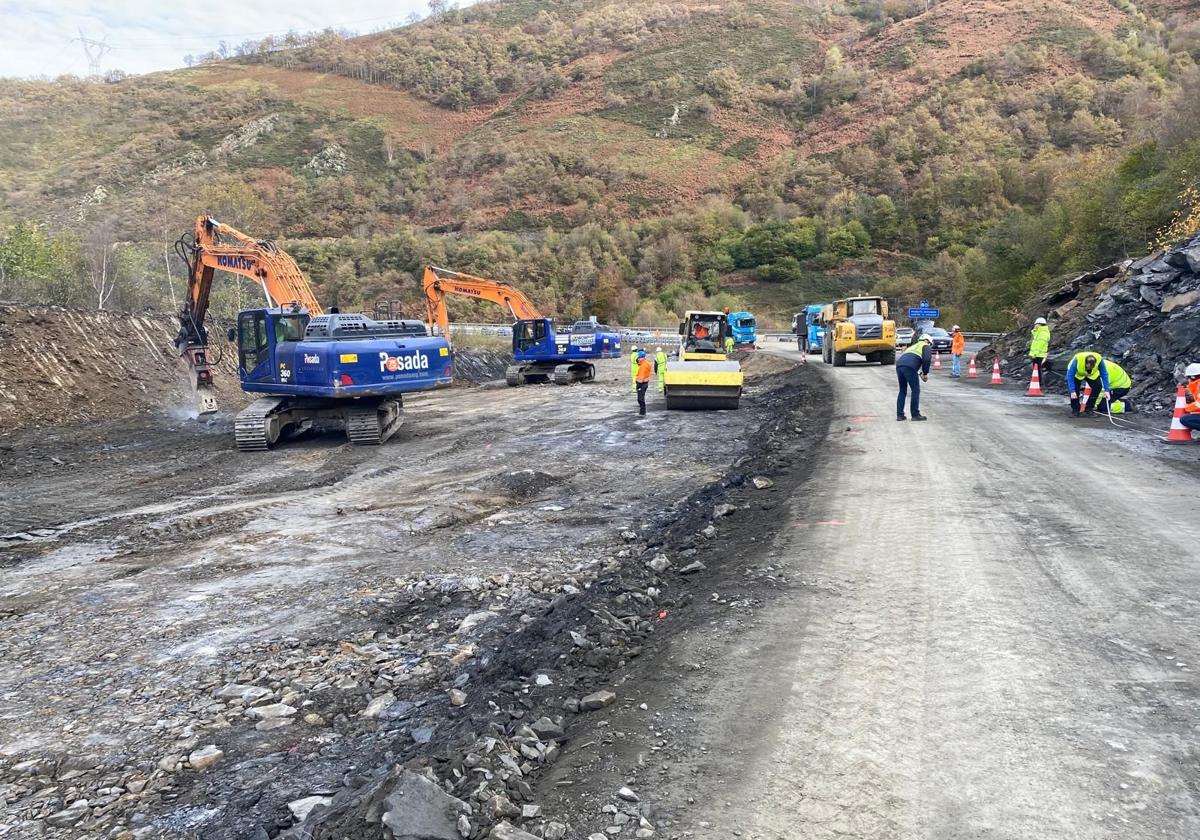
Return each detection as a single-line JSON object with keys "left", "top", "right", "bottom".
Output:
{"left": 819, "top": 296, "right": 896, "bottom": 366}
{"left": 662, "top": 311, "right": 743, "bottom": 410}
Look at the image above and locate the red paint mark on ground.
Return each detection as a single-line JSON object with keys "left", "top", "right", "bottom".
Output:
{"left": 851, "top": 415, "right": 877, "bottom": 423}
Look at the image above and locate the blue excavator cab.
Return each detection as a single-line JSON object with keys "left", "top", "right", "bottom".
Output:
{"left": 228, "top": 306, "right": 453, "bottom": 449}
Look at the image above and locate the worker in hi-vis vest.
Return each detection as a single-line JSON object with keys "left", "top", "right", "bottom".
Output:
{"left": 629, "top": 346, "right": 639, "bottom": 392}
{"left": 635, "top": 350, "right": 654, "bottom": 415}
{"left": 1066, "top": 351, "right": 1132, "bottom": 416}
{"left": 896, "top": 334, "right": 933, "bottom": 421}
{"left": 1181, "top": 362, "right": 1200, "bottom": 437}
{"left": 1029, "top": 317, "right": 1051, "bottom": 375}
{"left": 654, "top": 346, "right": 668, "bottom": 392}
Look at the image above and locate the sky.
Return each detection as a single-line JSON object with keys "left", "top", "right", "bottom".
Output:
{"left": 0, "top": 1, "right": 473, "bottom": 79}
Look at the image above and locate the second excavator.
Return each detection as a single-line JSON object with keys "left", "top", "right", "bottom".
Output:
{"left": 422, "top": 265, "right": 622, "bottom": 386}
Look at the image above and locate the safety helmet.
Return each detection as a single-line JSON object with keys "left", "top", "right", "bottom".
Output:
{"left": 1034, "top": 317, "right": 1047, "bottom": 325}
{"left": 1186, "top": 362, "right": 1200, "bottom": 378}
{"left": 952, "top": 325, "right": 960, "bottom": 331}
{"left": 655, "top": 346, "right": 662, "bottom": 352}
{"left": 637, "top": 350, "right": 646, "bottom": 359}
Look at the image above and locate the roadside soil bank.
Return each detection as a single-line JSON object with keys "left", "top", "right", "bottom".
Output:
{"left": 0, "top": 349, "right": 829, "bottom": 840}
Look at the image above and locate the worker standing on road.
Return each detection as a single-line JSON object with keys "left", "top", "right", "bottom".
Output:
{"left": 725, "top": 334, "right": 735, "bottom": 354}
{"left": 654, "top": 346, "right": 668, "bottom": 393}
{"left": 1066, "top": 351, "right": 1132, "bottom": 416}
{"left": 629, "top": 346, "right": 639, "bottom": 392}
{"left": 1182, "top": 363, "right": 1200, "bottom": 436}
{"left": 1029, "top": 317, "right": 1051, "bottom": 376}
{"left": 896, "top": 333, "right": 932, "bottom": 421}
{"left": 635, "top": 350, "right": 654, "bottom": 415}
{"left": 950, "top": 325, "right": 965, "bottom": 378}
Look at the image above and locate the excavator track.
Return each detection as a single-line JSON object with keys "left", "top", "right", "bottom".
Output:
{"left": 345, "top": 399, "right": 404, "bottom": 446}
{"left": 505, "top": 366, "right": 524, "bottom": 387}
{"left": 553, "top": 363, "right": 596, "bottom": 385}
{"left": 234, "top": 397, "right": 287, "bottom": 452}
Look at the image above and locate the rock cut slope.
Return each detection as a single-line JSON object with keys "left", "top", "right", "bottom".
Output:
{"left": 985, "top": 232, "right": 1200, "bottom": 408}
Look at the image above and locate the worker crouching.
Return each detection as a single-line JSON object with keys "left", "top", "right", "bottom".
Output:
{"left": 896, "top": 334, "right": 932, "bottom": 421}
{"left": 1183, "top": 363, "right": 1200, "bottom": 437}
{"left": 1066, "top": 351, "right": 1132, "bottom": 416}
{"left": 635, "top": 350, "right": 654, "bottom": 415}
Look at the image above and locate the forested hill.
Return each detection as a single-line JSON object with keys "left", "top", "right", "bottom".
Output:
{"left": 2, "top": 0, "right": 1199, "bottom": 328}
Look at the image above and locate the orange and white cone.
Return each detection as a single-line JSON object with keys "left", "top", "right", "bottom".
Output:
{"left": 1165, "top": 385, "right": 1195, "bottom": 444}
{"left": 1025, "top": 363, "right": 1044, "bottom": 397}
{"left": 967, "top": 356, "right": 978, "bottom": 378}
{"left": 1081, "top": 381, "right": 1092, "bottom": 408}
{"left": 990, "top": 358, "right": 1002, "bottom": 385}
{"left": 933, "top": 352, "right": 942, "bottom": 371}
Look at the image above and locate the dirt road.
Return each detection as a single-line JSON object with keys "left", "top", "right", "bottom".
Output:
{"left": 0, "top": 350, "right": 823, "bottom": 839}
{"left": 549, "top": 348, "right": 1200, "bottom": 839}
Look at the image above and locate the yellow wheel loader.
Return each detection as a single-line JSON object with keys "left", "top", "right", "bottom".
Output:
{"left": 662, "top": 311, "right": 744, "bottom": 410}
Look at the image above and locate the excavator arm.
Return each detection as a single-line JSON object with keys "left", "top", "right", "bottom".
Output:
{"left": 174, "top": 216, "right": 323, "bottom": 412}
{"left": 422, "top": 265, "right": 543, "bottom": 339}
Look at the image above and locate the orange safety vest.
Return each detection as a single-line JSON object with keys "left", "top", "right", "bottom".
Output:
{"left": 951, "top": 332, "right": 965, "bottom": 355}
{"left": 636, "top": 358, "right": 654, "bottom": 383}
{"left": 1187, "top": 379, "right": 1200, "bottom": 414}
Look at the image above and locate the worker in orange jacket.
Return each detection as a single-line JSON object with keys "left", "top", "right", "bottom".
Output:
{"left": 1182, "top": 362, "right": 1200, "bottom": 437}
{"left": 635, "top": 350, "right": 655, "bottom": 415}
{"left": 950, "top": 325, "right": 965, "bottom": 377}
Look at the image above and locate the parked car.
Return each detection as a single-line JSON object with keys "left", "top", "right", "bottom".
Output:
{"left": 895, "top": 326, "right": 915, "bottom": 348}
{"left": 925, "top": 326, "right": 952, "bottom": 353}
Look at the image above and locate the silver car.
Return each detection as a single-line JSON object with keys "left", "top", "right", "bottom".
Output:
{"left": 896, "top": 326, "right": 915, "bottom": 348}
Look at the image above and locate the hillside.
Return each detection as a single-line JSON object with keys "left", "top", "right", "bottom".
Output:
{"left": 2, "top": 0, "right": 1199, "bottom": 328}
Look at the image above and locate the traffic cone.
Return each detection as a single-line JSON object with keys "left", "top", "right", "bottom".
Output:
{"left": 990, "top": 358, "right": 1001, "bottom": 385}
{"left": 1081, "top": 381, "right": 1092, "bottom": 408}
{"left": 1165, "top": 385, "right": 1195, "bottom": 444}
{"left": 1025, "top": 363, "right": 1044, "bottom": 397}
{"left": 967, "top": 356, "right": 978, "bottom": 378}
{"left": 933, "top": 352, "right": 942, "bottom": 371}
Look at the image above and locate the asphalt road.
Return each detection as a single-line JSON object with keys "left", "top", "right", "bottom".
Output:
{"left": 658, "top": 346, "right": 1200, "bottom": 839}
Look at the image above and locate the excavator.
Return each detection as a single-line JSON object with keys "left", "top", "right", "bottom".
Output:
{"left": 175, "top": 216, "right": 453, "bottom": 451}
{"left": 422, "top": 265, "right": 622, "bottom": 386}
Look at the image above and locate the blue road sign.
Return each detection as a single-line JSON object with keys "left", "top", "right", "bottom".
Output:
{"left": 908, "top": 307, "right": 940, "bottom": 319}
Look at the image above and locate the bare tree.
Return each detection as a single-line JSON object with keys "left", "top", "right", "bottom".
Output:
{"left": 85, "top": 218, "right": 118, "bottom": 310}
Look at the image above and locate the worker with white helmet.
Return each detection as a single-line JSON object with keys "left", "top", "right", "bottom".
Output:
{"left": 1029, "top": 316, "right": 1051, "bottom": 377}
{"left": 1182, "top": 362, "right": 1200, "bottom": 437}
{"left": 950, "top": 325, "right": 965, "bottom": 377}
{"left": 654, "top": 346, "right": 668, "bottom": 392}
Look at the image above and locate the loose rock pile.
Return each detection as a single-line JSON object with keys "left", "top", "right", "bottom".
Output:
{"left": 986, "top": 232, "right": 1200, "bottom": 409}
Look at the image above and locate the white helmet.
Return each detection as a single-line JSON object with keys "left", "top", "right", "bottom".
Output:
{"left": 1034, "top": 317, "right": 1047, "bottom": 325}
{"left": 952, "top": 325, "right": 960, "bottom": 331}
{"left": 656, "top": 346, "right": 662, "bottom": 352}
{"left": 1186, "top": 363, "right": 1200, "bottom": 378}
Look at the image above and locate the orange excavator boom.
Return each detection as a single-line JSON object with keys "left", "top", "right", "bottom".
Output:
{"left": 174, "top": 216, "right": 323, "bottom": 412}
{"left": 422, "top": 265, "right": 543, "bottom": 339}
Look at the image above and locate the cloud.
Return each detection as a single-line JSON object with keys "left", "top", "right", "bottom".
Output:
{"left": 0, "top": 0, "right": 470, "bottom": 78}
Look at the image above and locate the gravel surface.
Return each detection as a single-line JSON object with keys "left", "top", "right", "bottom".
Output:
{"left": 0, "top": 349, "right": 824, "bottom": 840}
